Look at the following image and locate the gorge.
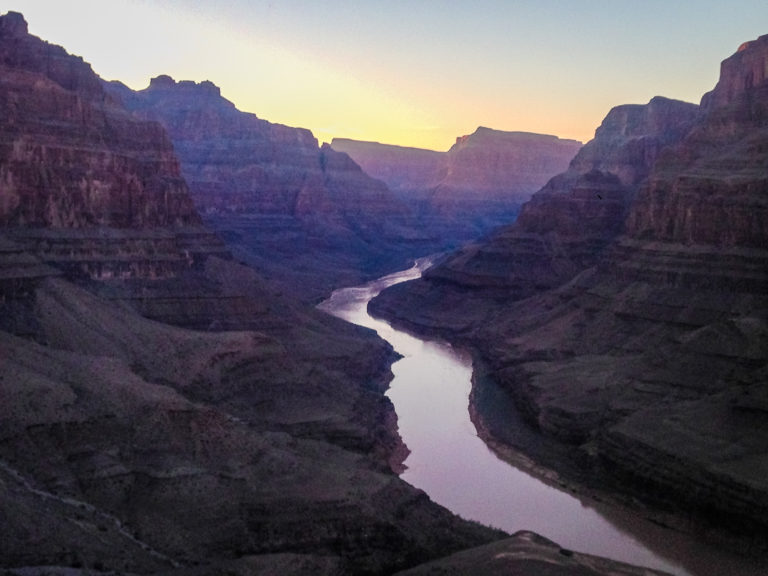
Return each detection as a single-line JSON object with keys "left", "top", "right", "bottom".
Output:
{"left": 1, "top": 8, "right": 767, "bottom": 576}
{"left": 322, "top": 261, "right": 767, "bottom": 576}
{"left": 371, "top": 31, "right": 768, "bottom": 575}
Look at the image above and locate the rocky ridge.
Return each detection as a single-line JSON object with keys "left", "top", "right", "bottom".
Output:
{"left": 421, "top": 97, "right": 699, "bottom": 298}
{"left": 107, "top": 76, "right": 421, "bottom": 300}
{"left": 371, "top": 34, "right": 768, "bottom": 562}
{"left": 332, "top": 128, "right": 582, "bottom": 244}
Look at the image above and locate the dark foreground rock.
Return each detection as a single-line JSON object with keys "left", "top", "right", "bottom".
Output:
{"left": 371, "top": 34, "right": 768, "bottom": 565}
{"left": 395, "top": 531, "right": 671, "bottom": 576}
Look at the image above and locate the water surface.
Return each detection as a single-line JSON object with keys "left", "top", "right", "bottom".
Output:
{"left": 319, "top": 260, "right": 764, "bottom": 576}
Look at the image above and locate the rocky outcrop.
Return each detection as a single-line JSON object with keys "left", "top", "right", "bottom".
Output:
{"left": 0, "top": 12, "right": 224, "bottom": 280}
{"left": 419, "top": 97, "right": 699, "bottom": 298}
{"left": 371, "top": 34, "right": 768, "bottom": 559}
{"left": 333, "top": 129, "right": 582, "bottom": 245}
{"left": 107, "top": 76, "right": 418, "bottom": 300}
{"left": 436, "top": 128, "right": 582, "bottom": 205}
{"left": 333, "top": 129, "right": 581, "bottom": 204}
{"left": 624, "top": 40, "right": 768, "bottom": 252}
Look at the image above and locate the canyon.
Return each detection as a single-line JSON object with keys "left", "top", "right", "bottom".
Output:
{"left": 105, "top": 75, "right": 418, "bottom": 301}
{"left": 0, "top": 10, "right": 668, "bottom": 576}
{"left": 2, "top": 7, "right": 766, "bottom": 576}
{"left": 0, "top": 12, "right": 502, "bottom": 575}
{"left": 371, "top": 32, "right": 768, "bottom": 566}
{"left": 104, "top": 78, "right": 581, "bottom": 302}
{"left": 332, "top": 128, "right": 582, "bottom": 245}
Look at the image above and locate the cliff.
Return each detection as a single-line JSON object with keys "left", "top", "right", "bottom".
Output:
{"left": 625, "top": 37, "right": 768, "bottom": 251}
{"left": 421, "top": 97, "right": 699, "bottom": 297}
{"left": 331, "top": 138, "right": 445, "bottom": 195}
{"left": 332, "top": 129, "right": 582, "bottom": 244}
{"left": 107, "top": 76, "right": 419, "bottom": 299}
{"left": 437, "top": 127, "right": 582, "bottom": 204}
{"left": 371, "top": 34, "right": 768, "bottom": 559}
{"left": 0, "top": 13, "right": 227, "bottom": 281}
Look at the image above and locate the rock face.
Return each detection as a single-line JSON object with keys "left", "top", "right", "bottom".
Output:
{"left": 371, "top": 34, "right": 768, "bottom": 560}
{"left": 107, "top": 76, "right": 419, "bottom": 300}
{"left": 437, "top": 128, "right": 583, "bottom": 204}
{"left": 0, "top": 13, "right": 220, "bottom": 280}
{"left": 1, "top": 12, "right": 511, "bottom": 575}
{"left": 332, "top": 129, "right": 581, "bottom": 244}
{"left": 331, "top": 138, "right": 445, "bottom": 196}
{"left": 420, "top": 97, "right": 699, "bottom": 298}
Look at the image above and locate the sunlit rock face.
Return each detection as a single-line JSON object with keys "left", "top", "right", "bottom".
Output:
{"left": 371, "top": 35, "right": 768, "bottom": 546}
{"left": 435, "top": 127, "right": 583, "bottom": 204}
{"left": 0, "top": 12, "right": 223, "bottom": 280}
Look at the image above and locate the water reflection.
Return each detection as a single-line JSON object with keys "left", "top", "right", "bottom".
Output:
{"left": 319, "top": 260, "right": 764, "bottom": 576}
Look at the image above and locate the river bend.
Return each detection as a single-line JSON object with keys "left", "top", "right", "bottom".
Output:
{"left": 319, "top": 259, "right": 763, "bottom": 576}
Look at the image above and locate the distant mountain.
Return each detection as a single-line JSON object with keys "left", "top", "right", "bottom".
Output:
{"left": 330, "top": 138, "right": 446, "bottom": 195}
{"left": 106, "top": 76, "right": 421, "bottom": 300}
{"left": 371, "top": 33, "right": 768, "bottom": 554}
{"left": 332, "top": 129, "right": 582, "bottom": 243}
{"left": 423, "top": 97, "right": 699, "bottom": 296}
{"left": 436, "top": 127, "right": 583, "bottom": 204}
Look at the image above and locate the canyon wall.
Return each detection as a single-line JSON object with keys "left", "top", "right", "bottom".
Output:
{"left": 0, "top": 12, "right": 507, "bottom": 574}
{"left": 0, "top": 12, "right": 223, "bottom": 280}
{"left": 421, "top": 97, "right": 699, "bottom": 297}
{"left": 107, "top": 76, "right": 420, "bottom": 300}
{"left": 371, "top": 35, "right": 768, "bottom": 550}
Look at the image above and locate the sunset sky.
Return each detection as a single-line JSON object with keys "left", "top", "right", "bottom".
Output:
{"left": 12, "top": 1, "right": 768, "bottom": 150}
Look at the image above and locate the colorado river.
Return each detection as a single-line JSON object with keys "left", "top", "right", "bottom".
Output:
{"left": 319, "top": 259, "right": 764, "bottom": 576}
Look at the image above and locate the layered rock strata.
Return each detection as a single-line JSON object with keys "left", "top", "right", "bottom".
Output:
{"left": 332, "top": 129, "right": 582, "bottom": 244}
{"left": 0, "top": 12, "right": 507, "bottom": 575}
{"left": 421, "top": 97, "right": 699, "bottom": 298}
{"left": 371, "top": 34, "right": 768, "bottom": 557}
{"left": 107, "top": 76, "right": 420, "bottom": 300}
{"left": 0, "top": 13, "right": 225, "bottom": 280}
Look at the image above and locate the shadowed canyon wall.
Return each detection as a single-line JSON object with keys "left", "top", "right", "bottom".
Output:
{"left": 0, "top": 12, "right": 510, "bottom": 575}
{"left": 107, "top": 76, "right": 424, "bottom": 301}
{"left": 371, "top": 34, "right": 768, "bottom": 551}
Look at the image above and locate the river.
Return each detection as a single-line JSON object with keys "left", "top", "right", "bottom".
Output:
{"left": 318, "top": 258, "right": 765, "bottom": 576}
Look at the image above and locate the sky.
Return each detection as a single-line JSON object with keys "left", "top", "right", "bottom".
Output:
{"left": 10, "top": 1, "right": 768, "bottom": 151}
